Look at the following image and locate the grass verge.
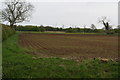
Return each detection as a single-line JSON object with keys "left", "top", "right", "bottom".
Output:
{"left": 2, "top": 33, "right": 119, "bottom": 78}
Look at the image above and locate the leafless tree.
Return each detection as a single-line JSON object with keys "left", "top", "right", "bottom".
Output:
{"left": 1, "top": 0, "right": 34, "bottom": 28}
{"left": 98, "top": 16, "right": 112, "bottom": 34}
{"left": 84, "top": 25, "right": 86, "bottom": 33}
{"left": 117, "top": 25, "right": 120, "bottom": 29}
{"left": 91, "top": 24, "right": 96, "bottom": 30}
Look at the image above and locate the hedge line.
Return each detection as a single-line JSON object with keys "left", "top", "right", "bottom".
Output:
{"left": 2, "top": 24, "right": 16, "bottom": 41}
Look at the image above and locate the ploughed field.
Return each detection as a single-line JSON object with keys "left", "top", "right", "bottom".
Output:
{"left": 19, "top": 33, "right": 118, "bottom": 61}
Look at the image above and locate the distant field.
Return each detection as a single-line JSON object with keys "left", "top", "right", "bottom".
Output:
{"left": 19, "top": 33, "right": 118, "bottom": 61}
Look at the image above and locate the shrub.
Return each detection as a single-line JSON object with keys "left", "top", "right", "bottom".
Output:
{"left": 2, "top": 24, "right": 16, "bottom": 41}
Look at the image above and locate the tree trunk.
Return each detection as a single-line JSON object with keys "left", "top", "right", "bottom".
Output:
{"left": 10, "top": 22, "right": 16, "bottom": 28}
{"left": 10, "top": 23, "right": 14, "bottom": 27}
{"left": 102, "top": 21, "right": 110, "bottom": 34}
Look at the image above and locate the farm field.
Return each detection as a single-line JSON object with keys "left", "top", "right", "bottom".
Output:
{"left": 1, "top": 0, "right": 119, "bottom": 78}
{"left": 19, "top": 33, "right": 118, "bottom": 61}
{"left": 3, "top": 33, "right": 119, "bottom": 78}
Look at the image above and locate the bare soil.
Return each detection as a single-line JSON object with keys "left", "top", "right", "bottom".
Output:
{"left": 19, "top": 33, "right": 118, "bottom": 61}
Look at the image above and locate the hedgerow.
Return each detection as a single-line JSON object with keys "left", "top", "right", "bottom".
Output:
{"left": 2, "top": 24, "right": 16, "bottom": 41}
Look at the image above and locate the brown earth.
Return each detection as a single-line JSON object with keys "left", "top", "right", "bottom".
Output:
{"left": 19, "top": 33, "right": 118, "bottom": 61}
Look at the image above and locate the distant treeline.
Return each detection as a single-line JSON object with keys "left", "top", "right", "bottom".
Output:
{"left": 15, "top": 25, "right": 120, "bottom": 33}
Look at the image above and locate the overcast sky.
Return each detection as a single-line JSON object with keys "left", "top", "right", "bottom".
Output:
{"left": 1, "top": 0, "right": 119, "bottom": 28}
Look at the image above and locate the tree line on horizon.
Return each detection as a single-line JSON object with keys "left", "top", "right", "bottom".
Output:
{"left": 14, "top": 24, "right": 120, "bottom": 34}
{"left": 1, "top": 0, "right": 119, "bottom": 35}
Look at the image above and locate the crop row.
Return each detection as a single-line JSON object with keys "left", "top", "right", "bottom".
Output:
{"left": 19, "top": 33, "right": 118, "bottom": 60}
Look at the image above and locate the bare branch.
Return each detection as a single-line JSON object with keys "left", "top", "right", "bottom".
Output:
{"left": 98, "top": 16, "right": 113, "bottom": 34}
{"left": 0, "top": 0, "right": 34, "bottom": 27}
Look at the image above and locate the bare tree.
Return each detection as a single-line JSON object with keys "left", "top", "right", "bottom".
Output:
{"left": 84, "top": 25, "right": 86, "bottom": 33}
{"left": 91, "top": 24, "right": 96, "bottom": 30}
{"left": 117, "top": 25, "right": 120, "bottom": 29}
{"left": 98, "top": 16, "right": 112, "bottom": 34}
{"left": 1, "top": 0, "right": 34, "bottom": 28}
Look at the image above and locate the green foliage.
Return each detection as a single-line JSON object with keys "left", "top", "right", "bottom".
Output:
{"left": 65, "top": 27, "right": 82, "bottom": 33}
{"left": 15, "top": 25, "right": 119, "bottom": 34}
{"left": 65, "top": 27, "right": 100, "bottom": 33}
{"left": 2, "top": 24, "right": 16, "bottom": 41}
{"left": 44, "top": 26, "right": 62, "bottom": 31}
{"left": 16, "top": 25, "right": 65, "bottom": 32}
{"left": 39, "top": 25, "right": 45, "bottom": 32}
{"left": 0, "top": 25, "right": 2, "bottom": 42}
{"left": 3, "top": 33, "right": 119, "bottom": 78}
{"left": 114, "top": 29, "right": 120, "bottom": 33}
{"left": 15, "top": 25, "right": 40, "bottom": 31}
